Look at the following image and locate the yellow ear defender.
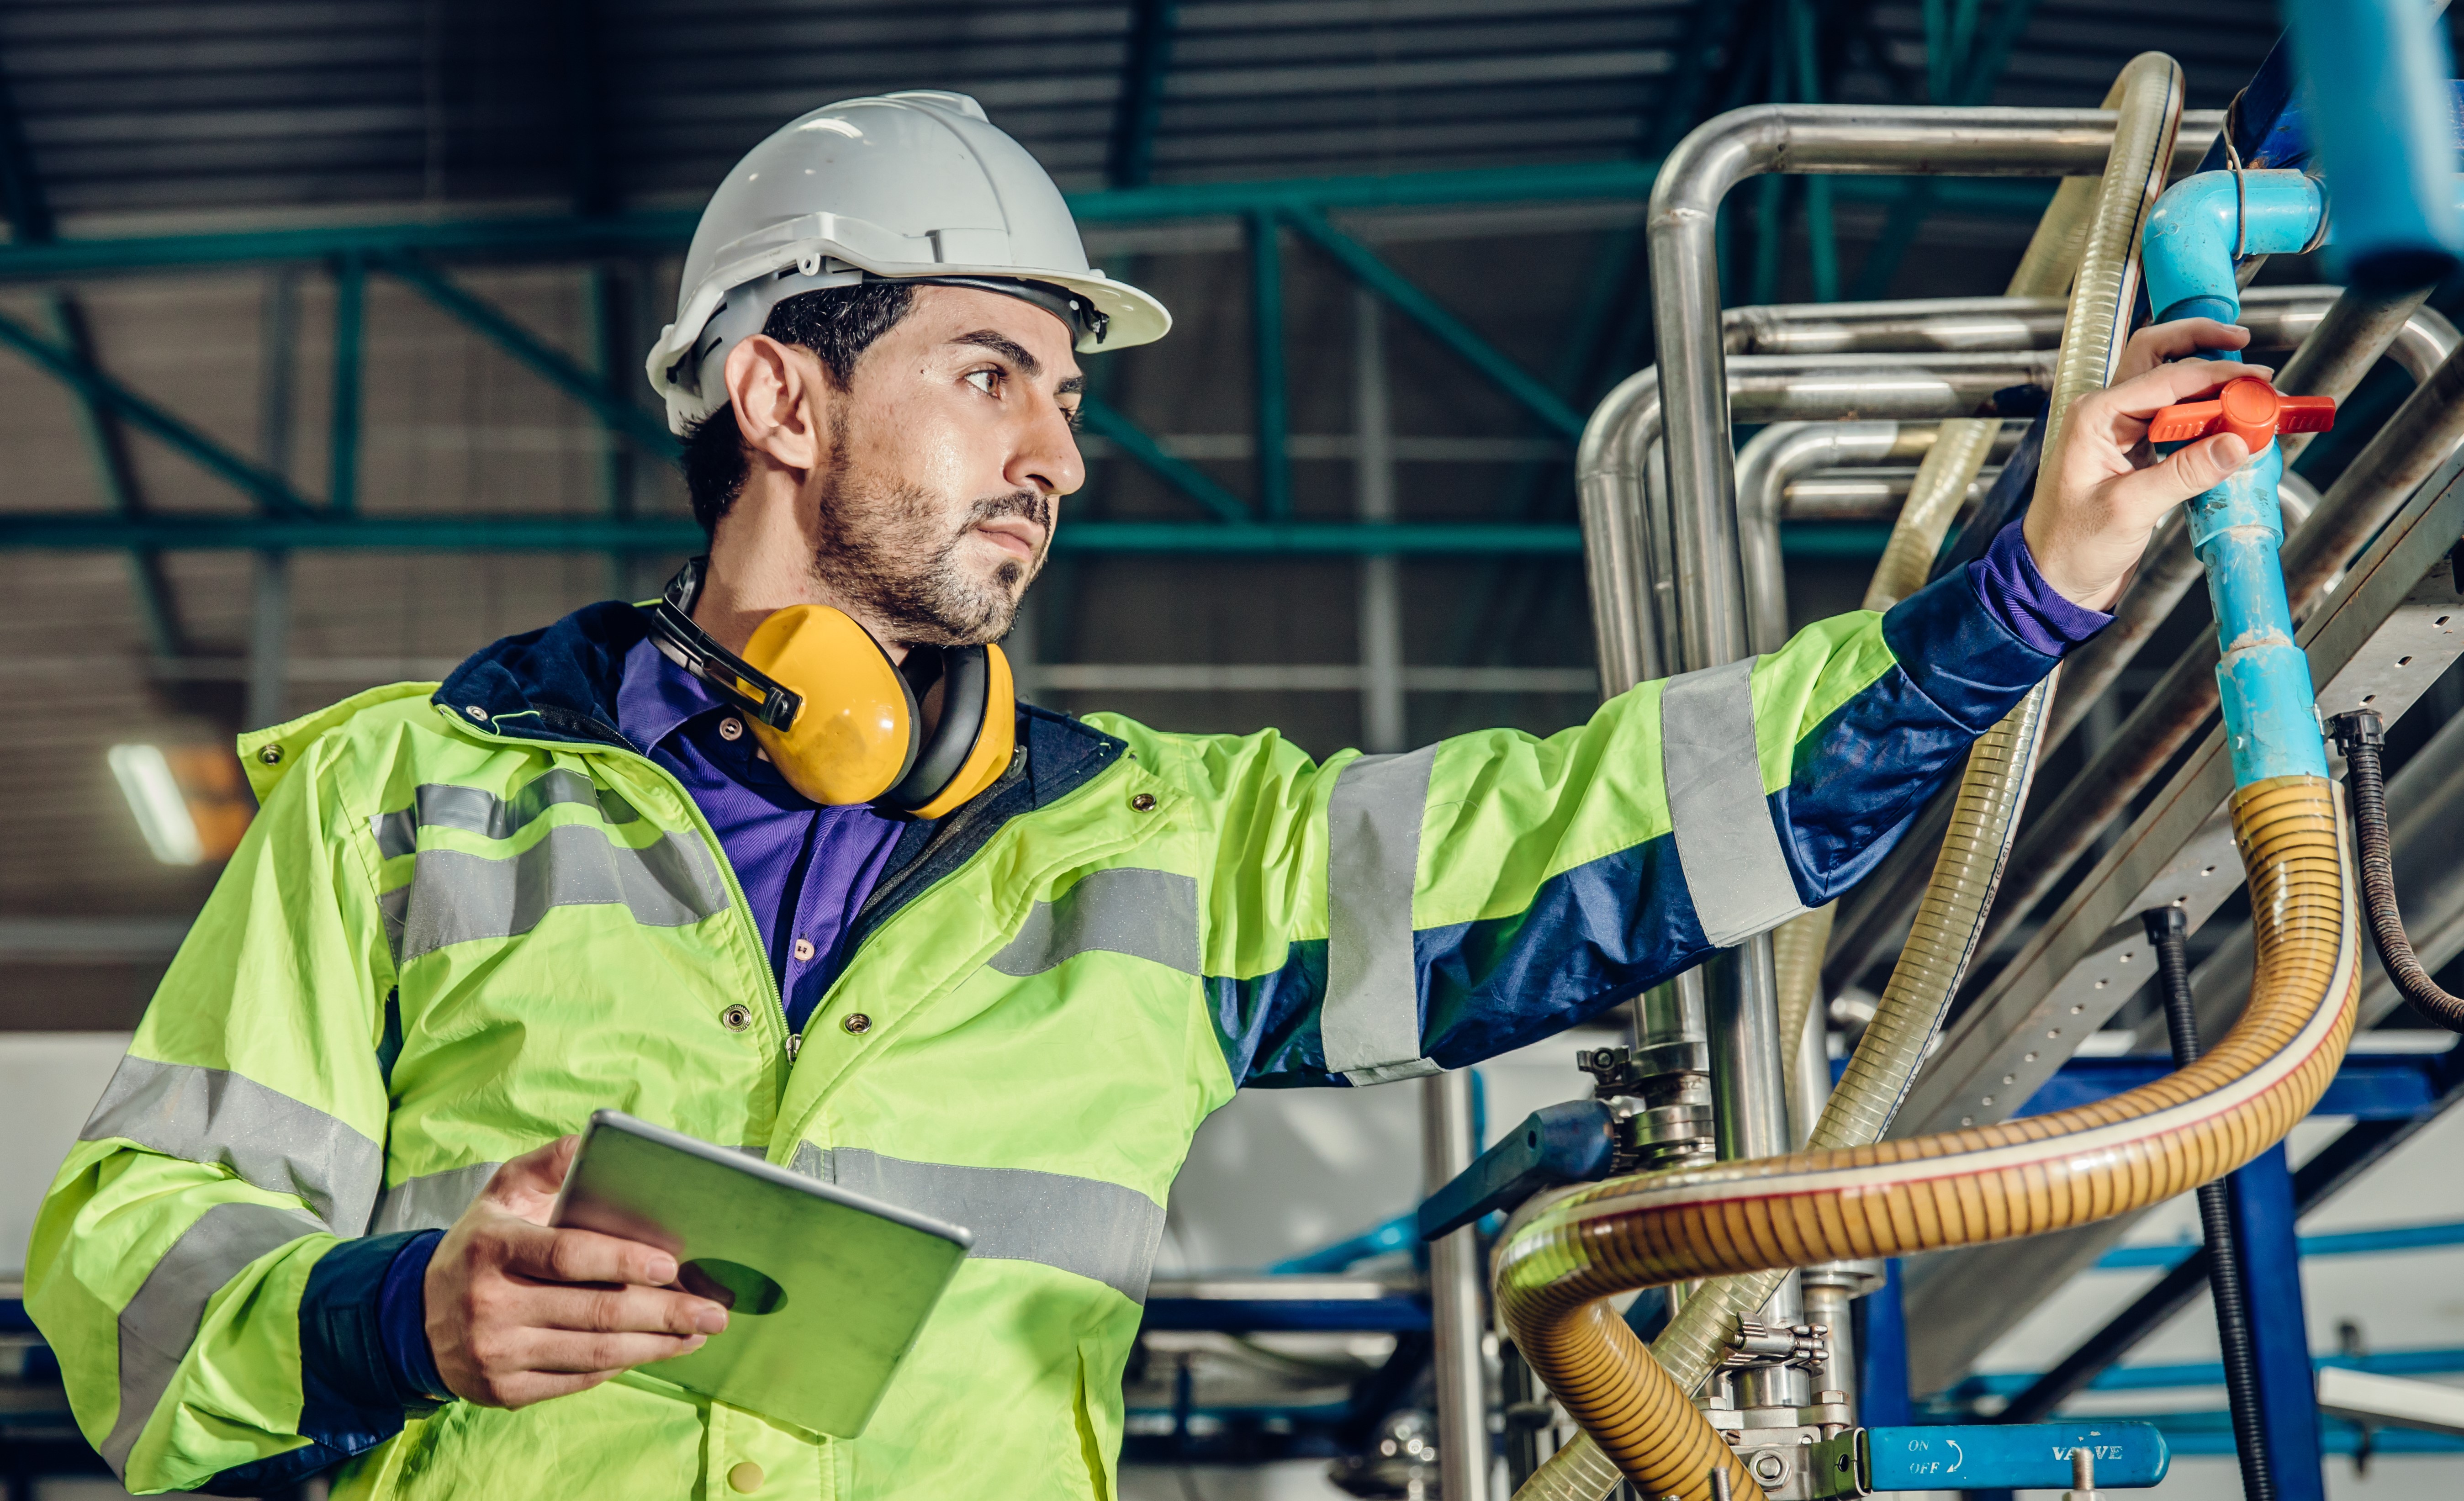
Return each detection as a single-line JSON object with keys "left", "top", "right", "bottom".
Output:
{"left": 645, "top": 558, "right": 1015, "bottom": 819}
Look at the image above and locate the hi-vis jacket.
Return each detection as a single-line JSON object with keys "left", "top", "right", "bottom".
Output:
{"left": 30, "top": 569, "right": 2054, "bottom": 1499}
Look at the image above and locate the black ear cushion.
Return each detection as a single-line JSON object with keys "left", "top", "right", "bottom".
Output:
{"left": 881, "top": 645, "right": 988, "bottom": 812}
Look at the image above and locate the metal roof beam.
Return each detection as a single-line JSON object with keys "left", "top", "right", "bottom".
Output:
{"left": 0, "top": 167, "right": 2081, "bottom": 285}
{"left": 381, "top": 254, "right": 682, "bottom": 462}
{"left": 1283, "top": 207, "right": 1586, "bottom": 441}
{"left": 1107, "top": 0, "right": 1177, "bottom": 188}
{"left": 0, "top": 512, "right": 1897, "bottom": 559}
{"left": 0, "top": 48, "right": 187, "bottom": 654}
{"left": 1850, "top": 0, "right": 2052, "bottom": 299}
{"left": 0, "top": 305, "right": 316, "bottom": 518}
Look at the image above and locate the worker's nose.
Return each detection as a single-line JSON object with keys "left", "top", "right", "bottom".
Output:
{"left": 1010, "top": 400, "right": 1085, "bottom": 498}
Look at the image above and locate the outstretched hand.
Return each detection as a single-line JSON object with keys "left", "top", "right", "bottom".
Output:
{"left": 2026, "top": 317, "right": 2270, "bottom": 611}
{"left": 423, "top": 1136, "right": 729, "bottom": 1409}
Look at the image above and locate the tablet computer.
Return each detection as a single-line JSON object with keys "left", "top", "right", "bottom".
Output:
{"left": 549, "top": 1110, "right": 972, "bottom": 1438}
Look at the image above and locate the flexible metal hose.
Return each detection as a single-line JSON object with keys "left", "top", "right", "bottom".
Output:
{"left": 2332, "top": 709, "right": 2464, "bottom": 1029}
{"left": 1503, "top": 778, "right": 2356, "bottom": 1501}
{"left": 2144, "top": 904, "right": 2276, "bottom": 1501}
{"left": 1510, "top": 54, "right": 2187, "bottom": 1500}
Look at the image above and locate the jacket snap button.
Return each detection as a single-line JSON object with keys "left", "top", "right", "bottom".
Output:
{"left": 257, "top": 745, "right": 282, "bottom": 765}
{"left": 1130, "top": 792, "right": 1157, "bottom": 812}
{"left": 841, "top": 1012, "right": 872, "bottom": 1035}
{"left": 465, "top": 705, "right": 488, "bottom": 721}
{"left": 727, "top": 1461, "right": 764, "bottom": 1493}
{"left": 720, "top": 1004, "right": 754, "bottom": 1033}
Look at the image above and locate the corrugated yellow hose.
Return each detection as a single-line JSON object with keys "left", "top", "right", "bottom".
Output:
{"left": 1514, "top": 53, "right": 2202, "bottom": 1500}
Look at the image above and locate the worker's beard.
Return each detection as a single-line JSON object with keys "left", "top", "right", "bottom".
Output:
{"left": 808, "top": 421, "right": 1051, "bottom": 648}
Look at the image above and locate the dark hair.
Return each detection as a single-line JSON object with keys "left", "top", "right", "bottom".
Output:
{"left": 681, "top": 280, "right": 917, "bottom": 536}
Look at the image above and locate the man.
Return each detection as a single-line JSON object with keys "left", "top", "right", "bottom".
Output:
{"left": 32, "top": 92, "right": 2264, "bottom": 1498}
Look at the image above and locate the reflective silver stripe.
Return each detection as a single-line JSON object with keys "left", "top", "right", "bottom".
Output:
{"left": 1322, "top": 746, "right": 1440, "bottom": 1087}
{"left": 101, "top": 1200, "right": 322, "bottom": 1476}
{"left": 1660, "top": 657, "right": 1807, "bottom": 946}
{"left": 391, "top": 822, "right": 728, "bottom": 964}
{"left": 79, "top": 1057, "right": 381, "bottom": 1237}
{"left": 988, "top": 867, "right": 1200, "bottom": 978}
{"left": 790, "top": 1144, "right": 1165, "bottom": 1304}
{"left": 371, "top": 770, "right": 642, "bottom": 861}
{"left": 369, "top": 1162, "right": 502, "bottom": 1234}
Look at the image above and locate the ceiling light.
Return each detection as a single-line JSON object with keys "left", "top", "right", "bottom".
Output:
{"left": 109, "top": 744, "right": 204, "bottom": 866}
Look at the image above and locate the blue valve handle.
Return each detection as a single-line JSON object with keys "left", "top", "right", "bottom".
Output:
{"left": 1863, "top": 1422, "right": 2169, "bottom": 1491}
{"left": 1415, "top": 1099, "right": 1618, "bottom": 1241}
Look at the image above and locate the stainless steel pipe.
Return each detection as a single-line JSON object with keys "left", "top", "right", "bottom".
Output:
{"left": 1579, "top": 349, "right": 2060, "bottom": 693}
{"left": 1725, "top": 296, "right": 2069, "bottom": 357}
{"left": 1422, "top": 1068, "right": 1488, "bottom": 1498}
{"left": 1644, "top": 104, "right": 2219, "bottom": 678}
{"left": 1735, "top": 421, "right": 2022, "bottom": 653}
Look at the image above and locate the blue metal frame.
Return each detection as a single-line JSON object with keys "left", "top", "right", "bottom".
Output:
{"left": 2224, "top": 1142, "right": 2327, "bottom": 1498}
{"left": 2007, "top": 1050, "right": 2460, "bottom": 1120}
{"left": 1139, "top": 1296, "right": 1429, "bottom": 1333}
{"left": 1861, "top": 1257, "right": 1916, "bottom": 1427}
{"left": 1948, "top": 1345, "right": 2464, "bottom": 1405}
{"left": 2098, "top": 1216, "right": 2464, "bottom": 1269}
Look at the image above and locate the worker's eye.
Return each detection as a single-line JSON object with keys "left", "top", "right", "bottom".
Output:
{"left": 1062, "top": 403, "right": 1084, "bottom": 433}
{"left": 964, "top": 368, "right": 1001, "bottom": 396}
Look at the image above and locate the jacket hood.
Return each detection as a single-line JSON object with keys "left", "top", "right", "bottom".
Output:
{"left": 436, "top": 600, "right": 646, "bottom": 749}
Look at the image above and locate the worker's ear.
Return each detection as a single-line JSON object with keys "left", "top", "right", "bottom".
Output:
{"left": 724, "top": 334, "right": 826, "bottom": 473}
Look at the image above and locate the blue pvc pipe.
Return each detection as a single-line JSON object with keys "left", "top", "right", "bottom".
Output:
{"left": 2140, "top": 168, "right": 2334, "bottom": 789}
{"left": 2185, "top": 439, "right": 2331, "bottom": 786}
{"left": 2281, "top": 0, "right": 2464, "bottom": 291}
{"left": 2141, "top": 170, "right": 2329, "bottom": 328}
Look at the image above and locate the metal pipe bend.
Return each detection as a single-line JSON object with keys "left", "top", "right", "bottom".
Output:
{"left": 1496, "top": 778, "right": 2358, "bottom": 1501}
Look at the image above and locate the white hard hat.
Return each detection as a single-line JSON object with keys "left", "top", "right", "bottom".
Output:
{"left": 646, "top": 90, "right": 1170, "bottom": 435}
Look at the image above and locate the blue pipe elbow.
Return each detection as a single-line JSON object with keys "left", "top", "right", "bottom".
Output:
{"left": 2141, "top": 171, "right": 2328, "bottom": 329}
{"left": 2283, "top": 0, "right": 2464, "bottom": 291}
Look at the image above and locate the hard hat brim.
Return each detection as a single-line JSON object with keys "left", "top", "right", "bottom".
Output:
{"left": 645, "top": 236, "right": 1171, "bottom": 435}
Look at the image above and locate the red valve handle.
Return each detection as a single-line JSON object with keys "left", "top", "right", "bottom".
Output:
{"left": 2147, "top": 375, "right": 2336, "bottom": 449}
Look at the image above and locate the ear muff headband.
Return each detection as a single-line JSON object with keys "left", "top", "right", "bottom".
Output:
{"left": 647, "top": 558, "right": 806, "bottom": 732}
{"left": 644, "top": 559, "right": 1015, "bottom": 815}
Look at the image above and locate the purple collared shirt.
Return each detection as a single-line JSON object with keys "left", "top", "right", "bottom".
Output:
{"left": 1970, "top": 516, "right": 2112, "bottom": 655}
{"left": 614, "top": 633, "right": 904, "bottom": 1031}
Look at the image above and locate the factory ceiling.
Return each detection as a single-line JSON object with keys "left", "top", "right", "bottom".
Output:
{"left": 0, "top": 1, "right": 2368, "bottom": 1027}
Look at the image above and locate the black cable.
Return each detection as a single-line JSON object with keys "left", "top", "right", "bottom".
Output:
{"left": 2331, "top": 709, "right": 2464, "bottom": 1030}
{"left": 2142, "top": 905, "right": 2275, "bottom": 1501}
